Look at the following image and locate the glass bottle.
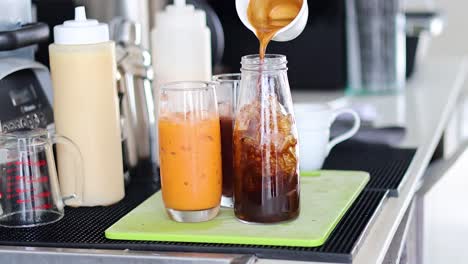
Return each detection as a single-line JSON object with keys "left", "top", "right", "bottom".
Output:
{"left": 233, "top": 54, "right": 300, "bottom": 223}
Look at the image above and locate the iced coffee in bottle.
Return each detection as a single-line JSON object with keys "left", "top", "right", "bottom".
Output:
{"left": 234, "top": 55, "right": 300, "bottom": 223}
{"left": 233, "top": 0, "right": 302, "bottom": 223}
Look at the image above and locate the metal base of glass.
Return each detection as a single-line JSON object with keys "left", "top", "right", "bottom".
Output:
{"left": 166, "top": 206, "right": 220, "bottom": 223}
{"left": 221, "top": 196, "right": 234, "bottom": 208}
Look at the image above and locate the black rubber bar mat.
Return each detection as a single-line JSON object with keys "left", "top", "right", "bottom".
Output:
{"left": 0, "top": 184, "right": 387, "bottom": 263}
{"left": 323, "top": 140, "right": 416, "bottom": 196}
{"left": 0, "top": 140, "right": 412, "bottom": 263}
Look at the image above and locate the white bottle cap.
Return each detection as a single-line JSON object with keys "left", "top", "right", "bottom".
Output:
{"left": 155, "top": 0, "right": 207, "bottom": 30}
{"left": 54, "top": 6, "right": 110, "bottom": 45}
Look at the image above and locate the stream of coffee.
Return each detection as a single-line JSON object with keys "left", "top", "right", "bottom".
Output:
{"left": 247, "top": 0, "right": 303, "bottom": 59}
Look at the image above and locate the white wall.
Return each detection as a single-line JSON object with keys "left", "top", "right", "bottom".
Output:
{"left": 427, "top": 0, "right": 468, "bottom": 56}
{"left": 416, "top": 1, "right": 468, "bottom": 264}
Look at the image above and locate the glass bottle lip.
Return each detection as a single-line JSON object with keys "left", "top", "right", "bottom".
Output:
{"left": 241, "top": 54, "right": 288, "bottom": 71}
{"left": 161, "top": 81, "right": 217, "bottom": 92}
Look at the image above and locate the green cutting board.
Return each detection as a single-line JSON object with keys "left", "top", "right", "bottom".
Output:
{"left": 105, "top": 170, "right": 369, "bottom": 247}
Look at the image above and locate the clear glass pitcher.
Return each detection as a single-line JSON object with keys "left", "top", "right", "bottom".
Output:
{"left": 346, "top": 0, "right": 406, "bottom": 94}
{"left": 0, "top": 129, "right": 83, "bottom": 227}
{"left": 233, "top": 54, "right": 300, "bottom": 223}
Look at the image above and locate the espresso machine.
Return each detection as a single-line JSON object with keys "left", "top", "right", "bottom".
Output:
{"left": 0, "top": 0, "right": 54, "bottom": 134}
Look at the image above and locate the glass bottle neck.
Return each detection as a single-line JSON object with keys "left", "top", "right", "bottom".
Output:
{"left": 241, "top": 54, "right": 288, "bottom": 72}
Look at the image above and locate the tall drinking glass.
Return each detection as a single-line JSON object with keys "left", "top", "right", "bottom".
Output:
{"left": 346, "top": 0, "right": 406, "bottom": 95}
{"left": 158, "top": 81, "right": 222, "bottom": 222}
{"left": 212, "top": 73, "right": 240, "bottom": 208}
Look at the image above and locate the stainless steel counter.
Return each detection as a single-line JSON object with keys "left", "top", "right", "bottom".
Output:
{"left": 0, "top": 246, "right": 257, "bottom": 264}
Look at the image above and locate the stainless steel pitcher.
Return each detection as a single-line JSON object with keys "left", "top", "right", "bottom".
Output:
{"left": 74, "top": 0, "right": 168, "bottom": 50}
{"left": 114, "top": 20, "right": 156, "bottom": 182}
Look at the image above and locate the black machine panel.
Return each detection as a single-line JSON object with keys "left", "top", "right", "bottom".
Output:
{"left": 0, "top": 69, "right": 53, "bottom": 132}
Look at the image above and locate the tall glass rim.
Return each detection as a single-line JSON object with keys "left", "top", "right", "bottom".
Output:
{"left": 160, "top": 81, "right": 217, "bottom": 92}
{"left": 0, "top": 128, "right": 48, "bottom": 139}
{"left": 241, "top": 54, "right": 288, "bottom": 71}
{"left": 212, "top": 73, "right": 241, "bottom": 82}
{"left": 0, "top": 129, "right": 49, "bottom": 148}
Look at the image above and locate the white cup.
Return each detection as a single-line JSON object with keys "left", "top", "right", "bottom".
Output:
{"left": 235, "top": 0, "right": 309, "bottom": 42}
{"left": 294, "top": 104, "right": 361, "bottom": 171}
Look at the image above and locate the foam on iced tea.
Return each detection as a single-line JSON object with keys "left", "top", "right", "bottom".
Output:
{"left": 247, "top": 0, "right": 302, "bottom": 58}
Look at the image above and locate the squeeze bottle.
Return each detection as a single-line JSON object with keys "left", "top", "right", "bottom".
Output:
{"left": 49, "top": 6, "right": 125, "bottom": 206}
{"left": 151, "top": 0, "right": 212, "bottom": 165}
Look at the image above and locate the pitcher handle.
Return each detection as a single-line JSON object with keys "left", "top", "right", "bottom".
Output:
{"left": 326, "top": 109, "right": 361, "bottom": 155}
{"left": 50, "top": 134, "right": 83, "bottom": 206}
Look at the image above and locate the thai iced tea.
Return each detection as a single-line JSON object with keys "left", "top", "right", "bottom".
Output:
{"left": 158, "top": 81, "right": 222, "bottom": 222}
{"left": 159, "top": 113, "right": 222, "bottom": 212}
